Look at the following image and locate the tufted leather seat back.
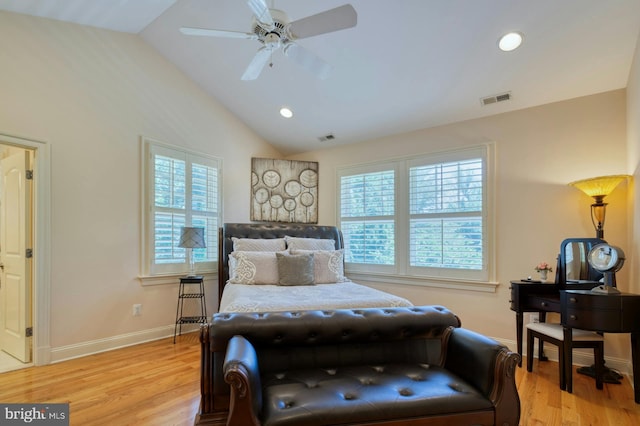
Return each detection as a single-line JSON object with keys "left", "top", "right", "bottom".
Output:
{"left": 211, "top": 306, "right": 461, "bottom": 373}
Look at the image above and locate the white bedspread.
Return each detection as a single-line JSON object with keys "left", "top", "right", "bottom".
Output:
{"left": 219, "top": 280, "right": 413, "bottom": 313}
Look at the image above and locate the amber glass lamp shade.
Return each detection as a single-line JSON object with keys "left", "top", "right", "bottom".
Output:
{"left": 568, "top": 175, "right": 629, "bottom": 239}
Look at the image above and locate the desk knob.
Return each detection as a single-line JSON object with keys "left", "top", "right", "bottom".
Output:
{"left": 569, "top": 297, "right": 577, "bottom": 303}
{"left": 540, "top": 302, "right": 547, "bottom": 307}
{"left": 570, "top": 314, "right": 577, "bottom": 320}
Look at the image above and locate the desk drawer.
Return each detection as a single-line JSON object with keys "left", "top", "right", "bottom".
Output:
{"left": 562, "top": 290, "right": 640, "bottom": 332}
{"left": 564, "top": 308, "right": 621, "bottom": 331}
{"left": 528, "top": 295, "right": 560, "bottom": 312}
{"left": 510, "top": 281, "right": 559, "bottom": 312}
{"left": 564, "top": 293, "right": 621, "bottom": 310}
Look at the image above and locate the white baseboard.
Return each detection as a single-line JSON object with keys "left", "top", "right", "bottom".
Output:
{"left": 34, "top": 345, "right": 51, "bottom": 366}
{"left": 494, "top": 337, "right": 632, "bottom": 378}
{"left": 48, "top": 325, "right": 190, "bottom": 363}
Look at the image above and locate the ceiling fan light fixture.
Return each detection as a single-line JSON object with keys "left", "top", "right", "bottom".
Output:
{"left": 279, "top": 107, "right": 293, "bottom": 118}
{"left": 498, "top": 32, "right": 523, "bottom": 52}
{"left": 181, "top": 1, "right": 357, "bottom": 81}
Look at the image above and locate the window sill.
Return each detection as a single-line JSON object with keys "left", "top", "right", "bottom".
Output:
{"left": 345, "top": 271, "right": 499, "bottom": 293}
{"left": 138, "top": 272, "right": 217, "bottom": 286}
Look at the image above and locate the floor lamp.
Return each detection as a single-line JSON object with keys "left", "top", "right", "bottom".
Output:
{"left": 567, "top": 174, "right": 629, "bottom": 383}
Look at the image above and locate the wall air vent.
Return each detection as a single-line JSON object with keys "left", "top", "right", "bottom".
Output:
{"left": 481, "top": 92, "right": 512, "bottom": 106}
{"left": 318, "top": 134, "right": 336, "bottom": 142}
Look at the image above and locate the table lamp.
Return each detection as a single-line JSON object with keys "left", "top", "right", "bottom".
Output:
{"left": 178, "top": 227, "right": 206, "bottom": 277}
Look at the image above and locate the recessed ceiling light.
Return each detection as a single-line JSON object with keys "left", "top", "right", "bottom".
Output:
{"left": 498, "top": 32, "right": 523, "bottom": 52}
{"left": 279, "top": 107, "right": 293, "bottom": 118}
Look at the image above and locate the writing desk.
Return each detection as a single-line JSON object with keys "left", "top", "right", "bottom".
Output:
{"left": 510, "top": 280, "right": 640, "bottom": 403}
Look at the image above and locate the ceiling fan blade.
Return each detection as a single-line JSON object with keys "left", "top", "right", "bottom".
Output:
{"left": 288, "top": 4, "right": 357, "bottom": 39}
{"left": 241, "top": 47, "right": 273, "bottom": 80}
{"left": 247, "top": 0, "right": 274, "bottom": 27}
{"left": 180, "top": 27, "right": 258, "bottom": 40}
{"left": 283, "top": 42, "right": 332, "bottom": 80}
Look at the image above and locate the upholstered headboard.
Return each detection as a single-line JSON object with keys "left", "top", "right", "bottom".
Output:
{"left": 217, "top": 223, "right": 344, "bottom": 302}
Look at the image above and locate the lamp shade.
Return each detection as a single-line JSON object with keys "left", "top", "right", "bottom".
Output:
{"left": 178, "top": 227, "right": 206, "bottom": 249}
{"left": 568, "top": 174, "right": 630, "bottom": 239}
{"left": 568, "top": 175, "right": 629, "bottom": 200}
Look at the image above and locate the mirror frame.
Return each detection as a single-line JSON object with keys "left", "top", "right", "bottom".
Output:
{"left": 557, "top": 237, "right": 606, "bottom": 288}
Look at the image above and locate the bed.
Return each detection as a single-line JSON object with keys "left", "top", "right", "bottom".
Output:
{"left": 197, "top": 223, "right": 413, "bottom": 424}
{"left": 216, "top": 222, "right": 413, "bottom": 311}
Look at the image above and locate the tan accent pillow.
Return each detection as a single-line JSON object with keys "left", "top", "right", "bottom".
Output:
{"left": 276, "top": 252, "right": 315, "bottom": 286}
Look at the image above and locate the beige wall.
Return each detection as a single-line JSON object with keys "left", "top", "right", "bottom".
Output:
{"left": 0, "top": 12, "right": 280, "bottom": 355}
{"left": 288, "top": 90, "right": 631, "bottom": 364}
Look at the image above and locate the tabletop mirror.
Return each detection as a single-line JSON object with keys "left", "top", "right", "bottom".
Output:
{"left": 557, "top": 238, "right": 606, "bottom": 288}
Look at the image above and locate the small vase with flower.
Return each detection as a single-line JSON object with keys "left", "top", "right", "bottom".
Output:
{"left": 534, "top": 262, "right": 553, "bottom": 282}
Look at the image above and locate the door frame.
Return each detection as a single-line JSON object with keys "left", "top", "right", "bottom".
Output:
{"left": 1, "top": 133, "right": 51, "bottom": 365}
{"left": 1, "top": 149, "right": 32, "bottom": 362}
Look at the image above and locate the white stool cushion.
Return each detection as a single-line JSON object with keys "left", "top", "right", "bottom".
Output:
{"left": 526, "top": 322, "right": 604, "bottom": 342}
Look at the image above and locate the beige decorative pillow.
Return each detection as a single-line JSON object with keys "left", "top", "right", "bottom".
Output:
{"left": 290, "top": 249, "right": 347, "bottom": 283}
{"left": 285, "top": 236, "right": 336, "bottom": 251}
{"left": 228, "top": 251, "right": 282, "bottom": 284}
{"left": 232, "top": 237, "right": 286, "bottom": 252}
{"left": 276, "top": 252, "right": 315, "bottom": 286}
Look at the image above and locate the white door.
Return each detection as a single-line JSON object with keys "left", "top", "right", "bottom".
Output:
{"left": 0, "top": 150, "right": 31, "bottom": 362}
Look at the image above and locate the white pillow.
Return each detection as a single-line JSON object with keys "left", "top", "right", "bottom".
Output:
{"left": 285, "top": 236, "right": 336, "bottom": 251}
{"left": 232, "top": 237, "right": 286, "bottom": 252}
{"left": 228, "top": 251, "right": 282, "bottom": 284}
{"left": 290, "top": 249, "right": 348, "bottom": 283}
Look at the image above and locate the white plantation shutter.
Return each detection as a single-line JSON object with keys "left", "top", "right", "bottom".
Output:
{"left": 154, "top": 154, "right": 186, "bottom": 265}
{"left": 337, "top": 145, "right": 492, "bottom": 282}
{"left": 143, "top": 139, "right": 221, "bottom": 276}
{"left": 190, "top": 161, "right": 219, "bottom": 264}
{"left": 340, "top": 169, "right": 395, "bottom": 267}
{"left": 409, "top": 157, "right": 483, "bottom": 272}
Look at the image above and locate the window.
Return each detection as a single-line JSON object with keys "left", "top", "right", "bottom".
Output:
{"left": 339, "top": 165, "right": 396, "bottom": 271}
{"left": 337, "top": 145, "right": 493, "bottom": 283}
{"left": 142, "top": 138, "right": 222, "bottom": 277}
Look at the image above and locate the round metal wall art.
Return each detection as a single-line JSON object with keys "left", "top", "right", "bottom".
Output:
{"left": 251, "top": 158, "right": 318, "bottom": 223}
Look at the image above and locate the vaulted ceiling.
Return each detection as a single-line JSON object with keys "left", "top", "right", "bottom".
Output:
{"left": 2, "top": 0, "right": 639, "bottom": 154}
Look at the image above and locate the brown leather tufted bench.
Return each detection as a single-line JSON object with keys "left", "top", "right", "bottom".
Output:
{"left": 201, "top": 306, "right": 520, "bottom": 426}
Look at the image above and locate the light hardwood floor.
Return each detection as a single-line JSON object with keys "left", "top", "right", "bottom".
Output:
{"left": 1, "top": 333, "right": 639, "bottom": 425}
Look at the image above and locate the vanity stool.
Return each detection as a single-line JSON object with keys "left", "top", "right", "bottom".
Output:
{"left": 526, "top": 322, "right": 604, "bottom": 391}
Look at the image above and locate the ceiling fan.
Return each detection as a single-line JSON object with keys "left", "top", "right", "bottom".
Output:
{"left": 180, "top": 0, "right": 357, "bottom": 80}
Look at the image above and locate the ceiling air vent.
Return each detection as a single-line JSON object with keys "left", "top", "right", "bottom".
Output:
{"left": 481, "top": 92, "right": 511, "bottom": 106}
{"left": 318, "top": 134, "right": 335, "bottom": 142}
